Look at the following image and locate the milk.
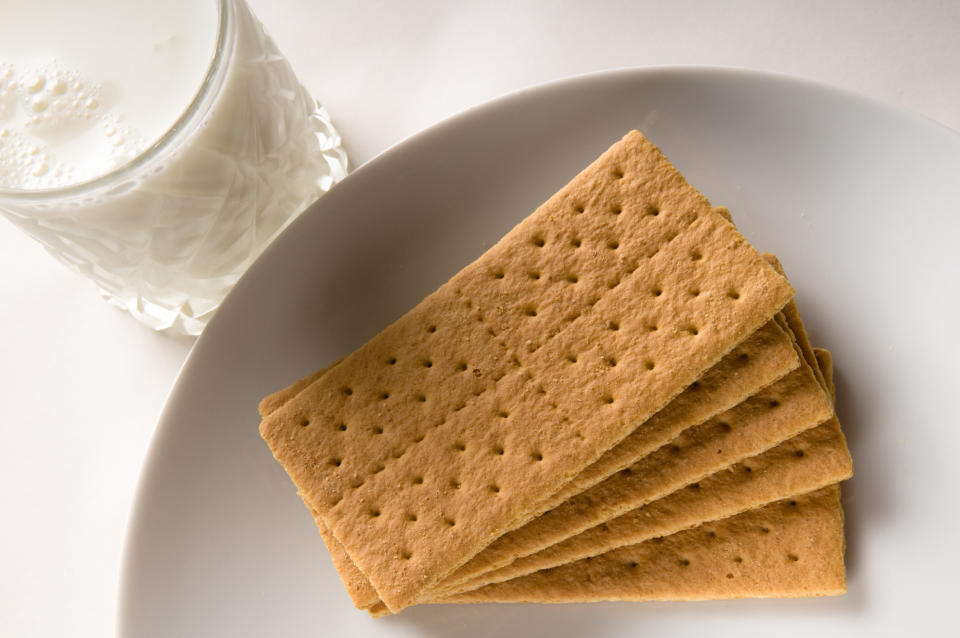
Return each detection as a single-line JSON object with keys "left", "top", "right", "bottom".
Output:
{"left": 0, "top": 0, "right": 218, "bottom": 188}
{"left": 0, "top": 0, "right": 348, "bottom": 335}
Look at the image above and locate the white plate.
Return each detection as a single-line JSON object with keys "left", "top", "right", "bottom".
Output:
{"left": 120, "top": 68, "right": 960, "bottom": 637}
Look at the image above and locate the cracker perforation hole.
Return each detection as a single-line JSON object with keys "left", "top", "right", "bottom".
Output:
{"left": 423, "top": 360, "right": 433, "bottom": 368}
{"left": 336, "top": 422, "right": 347, "bottom": 432}
{"left": 412, "top": 476, "right": 424, "bottom": 485}
{"left": 744, "top": 466, "right": 752, "bottom": 473}
{"left": 788, "top": 553, "right": 799, "bottom": 562}
{"left": 690, "top": 288, "right": 700, "bottom": 297}
{"left": 330, "top": 458, "right": 342, "bottom": 467}
{"left": 458, "top": 362, "right": 468, "bottom": 372}
{"left": 489, "top": 484, "right": 501, "bottom": 494}
{"left": 342, "top": 387, "right": 353, "bottom": 396}
{"left": 573, "top": 204, "right": 585, "bottom": 214}
{"left": 768, "top": 399, "right": 781, "bottom": 408}
{"left": 454, "top": 441, "right": 466, "bottom": 452}
{"left": 605, "top": 356, "right": 617, "bottom": 367}
{"left": 571, "top": 238, "right": 582, "bottom": 248}
{"left": 726, "top": 573, "right": 734, "bottom": 579}
{"left": 728, "top": 290, "right": 741, "bottom": 300}
{"left": 531, "top": 451, "right": 543, "bottom": 462}
{"left": 760, "top": 527, "right": 770, "bottom": 534}
{"left": 379, "top": 392, "right": 390, "bottom": 400}
{"left": 607, "top": 240, "right": 619, "bottom": 250}
{"left": 532, "top": 236, "right": 546, "bottom": 248}
{"left": 299, "top": 417, "right": 310, "bottom": 427}
{"left": 686, "top": 326, "right": 700, "bottom": 336}
{"left": 427, "top": 324, "right": 437, "bottom": 333}
{"left": 794, "top": 449, "right": 805, "bottom": 458}
{"left": 652, "top": 286, "right": 663, "bottom": 297}
{"left": 493, "top": 445, "right": 505, "bottom": 456}
{"left": 524, "top": 307, "right": 538, "bottom": 317}
{"left": 528, "top": 271, "right": 541, "bottom": 280}
{"left": 492, "top": 270, "right": 505, "bottom": 279}
{"left": 734, "top": 556, "right": 744, "bottom": 563}
{"left": 566, "top": 274, "right": 579, "bottom": 284}
{"left": 406, "top": 513, "right": 418, "bottom": 522}
{"left": 612, "top": 168, "right": 624, "bottom": 179}
{"left": 644, "top": 360, "right": 656, "bottom": 371}
{"left": 690, "top": 250, "right": 702, "bottom": 261}
{"left": 449, "top": 479, "right": 461, "bottom": 490}
{"left": 444, "top": 518, "right": 456, "bottom": 527}
{"left": 628, "top": 561, "right": 639, "bottom": 568}
{"left": 417, "top": 394, "right": 427, "bottom": 403}
{"left": 386, "top": 356, "right": 397, "bottom": 365}
{"left": 719, "top": 422, "right": 732, "bottom": 433}
{"left": 373, "top": 426, "right": 384, "bottom": 435}
{"left": 400, "top": 550, "right": 412, "bottom": 560}
{"left": 646, "top": 204, "right": 660, "bottom": 217}
{"left": 608, "top": 320, "right": 620, "bottom": 331}
{"left": 370, "top": 508, "right": 381, "bottom": 518}
{"left": 678, "top": 559, "right": 690, "bottom": 567}
{"left": 602, "top": 395, "right": 615, "bottom": 405}
{"left": 567, "top": 354, "right": 578, "bottom": 364}
{"left": 611, "top": 204, "right": 623, "bottom": 216}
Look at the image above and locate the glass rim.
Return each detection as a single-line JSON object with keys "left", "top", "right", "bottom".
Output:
{"left": 0, "top": 0, "right": 232, "bottom": 201}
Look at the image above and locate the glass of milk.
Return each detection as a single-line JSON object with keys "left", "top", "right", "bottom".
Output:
{"left": 0, "top": 0, "right": 348, "bottom": 335}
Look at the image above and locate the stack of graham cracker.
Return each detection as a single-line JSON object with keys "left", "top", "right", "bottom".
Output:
{"left": 259, "top": 131, "right": 853, "bottom": 617}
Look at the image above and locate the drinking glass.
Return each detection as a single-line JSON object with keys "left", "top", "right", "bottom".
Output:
{"left": 0, "top": 0, "right": 348, "bottom": 335}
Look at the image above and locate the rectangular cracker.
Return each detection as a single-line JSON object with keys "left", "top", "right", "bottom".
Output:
{"left": 438, "top": 485, "right": 846, "bottom": 604}
{"left": 439, "top": 340, "right": 846, "bottom": 607}
{"left": 446, "top": 414, "right": 851, "bottom": 594}
{"left": 443, "top": 287, "right": 851, "bottom": 595}
{"left": 296, "top": 315, "right": 798, "bottom": 610}
{"left": 437, "top": 346, "right": 833, "bottom": 595}
{"left": 284, "top": 316, "right": 798, "bottom": 609}
{"left": 435, "top": 318, "right": 798, "bottom": 590}
{"left": 260, "top": 131, "right": 794, "bottom": 611}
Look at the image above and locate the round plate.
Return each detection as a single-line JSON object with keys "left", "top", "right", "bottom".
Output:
{"left": 120, "top": 68, "right": 960, "bottom": 637}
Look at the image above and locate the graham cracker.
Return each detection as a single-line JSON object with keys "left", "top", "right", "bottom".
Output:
{"left": 300, "top": 315, "right": 799, "bottom": 610}
{"left": 434, "top": 317, "right": 798, "bottom": 590}
{"left": 438, "top": 346, "right": 833, "bottom": 595}
{"left": 302, "top": 318, "right": 800, "bottom": 609}
{"left": 257, "top": 211, "right": 799, "bottom": 609}
{"left": 442, "top": 277, "right": 850, "bottom": 598}
{"left": 259, "top": 131, "right": 794, "bottom": 611}
{"left": 438, "top": 339, "right": 847, "bottom": 607}
{"left": 440, "top": 485, "right": 846, "bottom": 604}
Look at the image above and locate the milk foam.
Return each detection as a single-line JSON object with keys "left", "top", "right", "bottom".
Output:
{"left": 0, "top": 0, "right": 217, "bottom": 189}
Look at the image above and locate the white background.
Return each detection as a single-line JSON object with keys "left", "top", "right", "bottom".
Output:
{"left": 1, "top": 1, "right": 957, "bottom": 635}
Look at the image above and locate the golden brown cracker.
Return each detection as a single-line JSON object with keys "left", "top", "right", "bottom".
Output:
{"left": 436, "top": 318, "right": 798, "bottom": 590}
{"left": 442, "top": 486, "right": 845, "bottom": 603}
{"left": 260, "top": 131, "right": 793, "bottom": 611}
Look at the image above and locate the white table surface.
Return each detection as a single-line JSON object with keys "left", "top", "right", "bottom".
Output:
{"left": 1, "top": 1, "right": 957, "bottom": 636}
